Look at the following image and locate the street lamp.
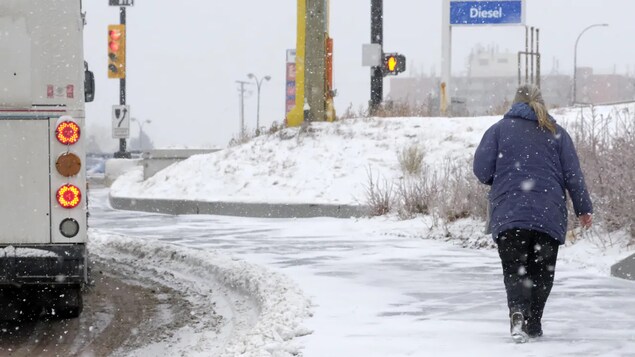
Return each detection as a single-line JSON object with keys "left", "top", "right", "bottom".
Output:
{"left": 573, "top": 23, "right": 608, "bottom": 105}
{"left": 247, "top": 73, "right": 271, "bottom": 135}
{"left": 131, "top": 118, "right": 152, "bottom": 151}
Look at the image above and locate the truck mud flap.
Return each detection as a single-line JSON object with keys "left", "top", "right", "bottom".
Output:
{"left": 0, "top": 245, "right": 86, "bottom": 286}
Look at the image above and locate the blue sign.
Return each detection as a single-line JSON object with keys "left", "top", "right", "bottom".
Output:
{"left": 450, "top": 1, "right": 523, "bottom": 25}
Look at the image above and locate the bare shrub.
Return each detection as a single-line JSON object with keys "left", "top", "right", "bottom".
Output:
{"left": 396, "top": 164, "right": 439, "bottom": 219}
{"left": 435, "top": 159, "right": 488, "bottom": 224}
{"left": 364, "top": 168, "right": 395, "bottom": 216}
{"left": 392, "top": 157, "right": 488, "bottom": 226}
{"left": 228, "top": 128, "right": 255, "bottom": 147}
{"left": 228, "top": 121, "right": 286, "bottom": 147}
{"left": 340, "top": 100, "right": 435, "bottom": 120}
{"left": 266, "top": 121, "right": 283, "bottom": 135}
{"left": 339, "top": 103, "right": 368, "bottom": 120}
{"left": 373, "top": 101, "right": 432, "bottom": 118}
{"left": 568, "top": 105, "right": 635, "bottom": 244}
{"left": 398, "top": 145, "right": 425, "bottom": 176}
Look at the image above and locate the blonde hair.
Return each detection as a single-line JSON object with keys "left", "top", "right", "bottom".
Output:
{"left": 513, "top": 84, "right": 556, "bottom": 134}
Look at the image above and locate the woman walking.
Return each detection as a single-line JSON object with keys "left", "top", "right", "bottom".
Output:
{"left": 473, "top": 84, "right": 593, "bottom": 343}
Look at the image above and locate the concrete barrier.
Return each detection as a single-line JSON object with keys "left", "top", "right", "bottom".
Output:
{"left": 109, "top": 195, "right": 370, "bottom": 219}
{"left": 611, "top": 253, "right": 635, "bottom": 281}
{"left": 143, "top": 149, "right": 221, "bottom": 180}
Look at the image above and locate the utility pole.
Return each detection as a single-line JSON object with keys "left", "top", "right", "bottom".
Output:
{"left": 236, "top": 80, "right": 250, "bottom": 136}
{"left": 370, "top": 0, "right": 383, "bottom": 114}
{"left": 118, "top": 6, "right": 129, "bottom": 157}
{"left": 305, "top": 0, "right": 328, "bottom": 122}
{"left": 113, "top": 5, "right": 131, "bottom": 158}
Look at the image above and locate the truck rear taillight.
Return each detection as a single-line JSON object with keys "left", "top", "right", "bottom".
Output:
{"left": 56, "top": 121, "right": 80, "bottom": 145}
{"left": 56, "top": 185, "right": 81, "bottom": 209}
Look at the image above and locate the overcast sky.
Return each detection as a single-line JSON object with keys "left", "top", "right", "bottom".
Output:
{"left": 84, "top": 0, "right": 635, "bottom": 150}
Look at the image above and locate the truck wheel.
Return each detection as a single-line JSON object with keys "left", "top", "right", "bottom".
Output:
{"left": 19, "top": 303, "right": 43, "bottom": 321}
{"left": 0, "top": 289, "right": 21, "bottom": 321}
{"left": 52, "top": 286, "right": 83, "bottom": 319}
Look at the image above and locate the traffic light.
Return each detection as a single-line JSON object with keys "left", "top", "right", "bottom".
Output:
{"left": 383, "top": 53, "right": 406, "bottom": 76}
{"left": 108, "top": 24, "right": 126, "bottom": 79}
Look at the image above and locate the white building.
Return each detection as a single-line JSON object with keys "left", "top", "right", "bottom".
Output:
{"left": 467, "top": 45, "right": 518, "bottom": 78}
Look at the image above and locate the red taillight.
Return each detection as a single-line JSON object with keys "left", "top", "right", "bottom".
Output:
{"left": 57, "top": 185, "right": 81, "bottom": 209}
{"left": 56, "top": 121, "right": 80, "bottom": 145}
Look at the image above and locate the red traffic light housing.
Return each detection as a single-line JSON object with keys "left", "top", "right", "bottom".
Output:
{"left": 382, "top": 53, "right": 406, "bottom": 76}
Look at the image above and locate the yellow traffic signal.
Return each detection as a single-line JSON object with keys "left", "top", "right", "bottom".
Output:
{"left": 387, "top": 56, "right": 397, "bottom": 72}
{"left": 383, "top": 53, "right": 406, "bottom": 76}
{"left": 108, "top": 25, "right": 126, "bottom": 79}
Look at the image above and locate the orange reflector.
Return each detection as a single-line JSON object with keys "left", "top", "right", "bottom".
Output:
{"left": 57, "top": 185, "right": 81, "bottom": 209}
{"left": 56, "top": 121, "right": 80, "bottom": 145}
{"left": 56, "top": 152, "right": 82, "bottom": 177}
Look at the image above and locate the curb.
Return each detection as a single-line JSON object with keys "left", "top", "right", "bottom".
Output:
{"left": 109, "top": 195, "right": 370, "bottom": 219}
{"left": 611, "top": 253, "right": 635, "bottom": 281}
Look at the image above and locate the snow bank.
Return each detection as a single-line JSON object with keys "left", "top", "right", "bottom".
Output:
{"left": 110, "top": 115, "right": 501, "bottom": 205}
{"left": 0, "top": 246, "right": 59, "bottom": 258}
{"left": 90, "top": 230, "right": 312, "bottom": 357}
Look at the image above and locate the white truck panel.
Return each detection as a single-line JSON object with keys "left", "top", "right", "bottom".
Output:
{"left": 0, "top": 120, "right": 51, "bottom": 244}
{"left": 0, "top": 17, "right": 32, "bottom": 107}
{"left": 0, "top": 0, "right": 84, "bottom": 109}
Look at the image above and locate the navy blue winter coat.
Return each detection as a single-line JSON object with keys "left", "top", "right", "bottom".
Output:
{"left": 473, "top": 103, "right": 593, "bottom": 244}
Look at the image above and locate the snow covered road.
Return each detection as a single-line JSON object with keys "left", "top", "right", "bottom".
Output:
{"left": 91, "top": 188, "right": 635, "bottom": 356}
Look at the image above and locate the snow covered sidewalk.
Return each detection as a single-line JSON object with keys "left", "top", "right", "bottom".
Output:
{"left": 91, "top": 189, "right": 635, "bottom": 357}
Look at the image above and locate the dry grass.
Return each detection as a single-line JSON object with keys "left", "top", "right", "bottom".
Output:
{"left": 396, "top": 165, "right": 439, "bottom": 219}
{"left": 434, "top": 159, "right": 488, "bottom": 224}
{"left": 364, "top": 168, "right": 395, "bottom": 217}
{"left": 398, "top": 145, "right": 425, "bottom": 176}
{"left": 367, "top": 153, "right": 488, "bottom": 228}
{"left": 228, "top": 121, "right": 284, "bottom": 147}
{"left": 339, "top": 101, "right": 434, "bottom": 120}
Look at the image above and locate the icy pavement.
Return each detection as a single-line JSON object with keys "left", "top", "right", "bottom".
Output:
{"left": 90, "top": 188, "right": 635, "bottom": 357}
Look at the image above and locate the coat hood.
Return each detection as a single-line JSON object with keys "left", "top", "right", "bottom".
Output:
{"left": 503, "top": 102, "right": 556, "bottom": 123}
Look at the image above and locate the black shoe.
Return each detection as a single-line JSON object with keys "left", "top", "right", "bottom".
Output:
{"left": 527, "top": 320, "right": 543, "bottom": 338}
{"left": 510, "top": 312, "right": 529, "bottom": 343}
{"left": 527, "top": 326, "right": 543, "bottom": 338}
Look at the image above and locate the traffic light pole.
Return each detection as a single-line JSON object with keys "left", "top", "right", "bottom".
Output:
{"left": 114, "top": 6, "right": 131, "bottom": 158}
{"left": 370, "top": 0, "right": 383, "bottom": 115}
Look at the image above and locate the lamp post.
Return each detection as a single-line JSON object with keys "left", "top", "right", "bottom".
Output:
{"left": 573, "top": 23, "right": 608, "bottom": 105}
{"left": 247, "top": 73, "right": 271, "bottom": 135}
{"left": 131, "top": 118, "right": 151, "bottom": 151}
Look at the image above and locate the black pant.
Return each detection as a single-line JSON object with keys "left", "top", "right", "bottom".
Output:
{"left": 497, "top": 229, "right": 559, "bottom": 328}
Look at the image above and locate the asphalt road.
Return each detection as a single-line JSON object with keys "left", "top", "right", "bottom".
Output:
{"left": 0, "top": 260, "right": 200, "bottom": 357}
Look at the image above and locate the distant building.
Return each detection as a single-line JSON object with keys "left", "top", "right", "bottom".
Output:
{"left": 467, "top": 45, "right": 517, "bottom": 78}
{"left": 387, "top": 47, "right": 635, "bottom": 116}
{"left": 576, "top": 67, "right": 635, "bottom": 104}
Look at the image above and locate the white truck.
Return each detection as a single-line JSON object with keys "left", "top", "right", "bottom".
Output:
{"left": 0, "top": 0, "right": 94, "bottom": 319}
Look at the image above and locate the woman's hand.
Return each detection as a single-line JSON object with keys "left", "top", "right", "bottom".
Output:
{"left": 579, "top": 214, "right": 593, "bottom": 229}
